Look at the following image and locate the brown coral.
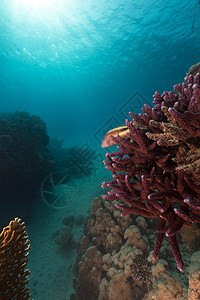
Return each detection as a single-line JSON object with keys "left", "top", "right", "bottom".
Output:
{"left": 71, "top": 196, "right": 200, "bottom": 299}
{"left": 0, "top": 217, "right": 31, "bottom": 299}
{"left": 144, "top": 255, "right": 187, "bottom": 300}
{"left": 72, "top": 196, "right": 154, "bottom": 300}
{"left": 188, "top": 251, "right": 200, "bottom": 300}
{"left": 73, "top": 245, "right": 103, "bottom": 300}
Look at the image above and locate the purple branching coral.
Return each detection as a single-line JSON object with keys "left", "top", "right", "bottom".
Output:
{"left": 102, "top": 73, "right": 200, "bottom": 272}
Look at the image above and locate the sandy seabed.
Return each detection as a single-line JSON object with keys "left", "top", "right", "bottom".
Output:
{"left": 27, "top": 160, "right": 109, "bottom": 300}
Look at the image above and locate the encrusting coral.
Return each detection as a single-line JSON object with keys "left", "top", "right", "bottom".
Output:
{"left": 0, "top": 217, "right": 31, "bottom": 299}
{"left": 188, "top": 250, "right": 200, "bottom": 300}
{"left": 102, "top": 72, "right": 200, "bottom": 272}
{"left": 71, "top": 196, "right": 155, "bottom": 300}
{"left": 144, "top": 256, "right": 188, "bottom": 300}
{"left": 71, "top": 195, "right": 200, "bottom": 299}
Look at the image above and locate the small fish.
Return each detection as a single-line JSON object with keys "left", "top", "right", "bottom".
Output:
{"left": 101, "top": 125, "right": 129, "bottom": 148}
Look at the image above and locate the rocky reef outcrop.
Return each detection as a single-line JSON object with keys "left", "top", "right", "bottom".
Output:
{"left": 0, "top": 111, "right": 51, "bottom": 201}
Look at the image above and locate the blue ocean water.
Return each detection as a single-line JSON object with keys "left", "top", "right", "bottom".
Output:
{"left": 1, "top": 0, "right": 200, "bottom": 299}
{"left": 1, "top": 0, "right": 200, "bottom": 147}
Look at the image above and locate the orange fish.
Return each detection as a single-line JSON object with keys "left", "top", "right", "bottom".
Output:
{"left": 101, "top": 125, "right": 129, "bottom": 148}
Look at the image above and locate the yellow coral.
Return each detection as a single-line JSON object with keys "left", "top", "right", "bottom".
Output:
{"left": 0, "top": 217, "right": 31, "bottom": 299}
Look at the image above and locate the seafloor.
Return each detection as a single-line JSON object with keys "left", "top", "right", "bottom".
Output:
{"left": 1, "top": 156, "right": 200, "bottom": 300}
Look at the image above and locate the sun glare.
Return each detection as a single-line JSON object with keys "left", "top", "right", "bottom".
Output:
{"left": 11, "top": 0, "right": 81, "bottom": 32}
{"left": 14, "top": 0, "right": 55, "bottom": 10}
{"left": 11, "top": 0, "right": 76, "bottom": 23}
{"left": 11, "top": 0, "right": 74, "bottom": 25}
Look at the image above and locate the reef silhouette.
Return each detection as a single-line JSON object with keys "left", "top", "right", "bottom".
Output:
{"left": 48, "top": 137, "right": 97, "bottom": 180}
{"left": 0, "top": 111, "right": 51, "bottom": 202}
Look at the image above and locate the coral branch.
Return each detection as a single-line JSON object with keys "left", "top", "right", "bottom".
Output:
{"left": 102, "top": 72, "right": 200, "bottom": 271}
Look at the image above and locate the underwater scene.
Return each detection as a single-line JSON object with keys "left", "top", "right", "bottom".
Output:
{"left": 1, "top": 0, "right": 200, "bottom": 299}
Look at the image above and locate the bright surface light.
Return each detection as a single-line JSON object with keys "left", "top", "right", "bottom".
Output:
{"left": 8, "top": 0, "right": 87, "bottom": 67}
{"left": 11, "top": 0, "right": 78, "bottom": 26}
{"left": 14, "top": 0, "right": 57, "bottom": 10}
{"left": 11, "top": 0, "right": 73, "bottom": 20}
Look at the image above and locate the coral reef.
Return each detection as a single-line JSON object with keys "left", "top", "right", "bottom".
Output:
{"left": 144, "top": 256, "right": 188, "bottom": 300}
{"left": 71, "top": 196, "right": 200, "bottom": 300}
{"left": 48, "top": 138, "right": 97, "bottom": 180}
{"left": 188, "top": 250, "right": 200, "bottom": 300}
{"left": 54, "top": 226, "right": 73, "bottom": 248}
{"left": 71, "top": 196, "right": 155, "bottom": 300}
{"left": 0, "top": 111, "right": 52, "bottom": 201}
{"left": 53, "top": 215, "right": 84, "bottom": 250}
{"left": 0, "top": 217, "right": 31, "bottom": 299}
{"left": 102, "top": 72, "right": 200, "bottom": 271}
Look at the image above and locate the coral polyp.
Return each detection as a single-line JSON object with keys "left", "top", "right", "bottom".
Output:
{"left": 102, "top": 73, "right": 200, "bottom": 271}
